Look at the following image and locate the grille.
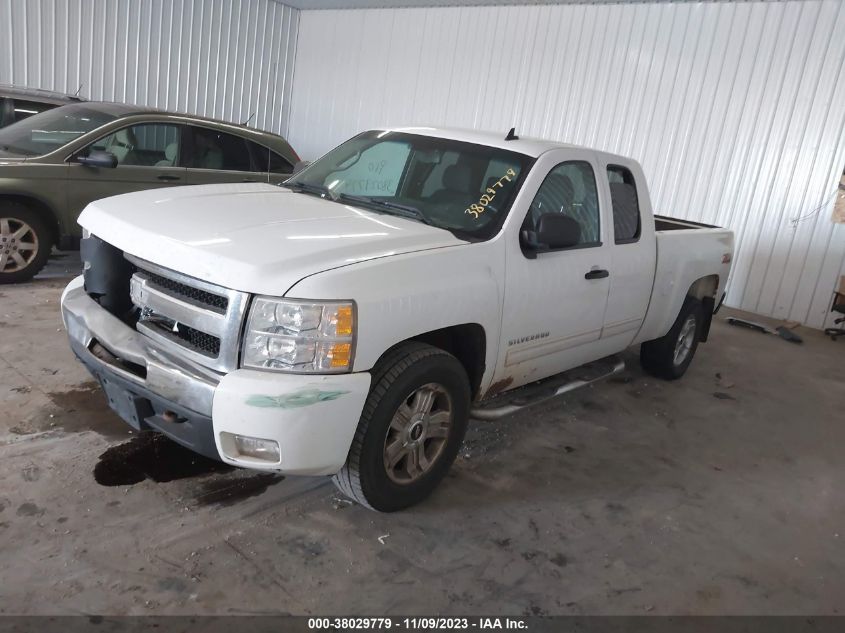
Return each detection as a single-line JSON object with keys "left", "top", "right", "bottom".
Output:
{"left": 126, "top": 254, "right": 249, "bottom": 373}
{"left": 144, "top": 317, "right": 221, "bottom": 358}
{"left": 143, "top": 270, "right": 229, "bottom": 313}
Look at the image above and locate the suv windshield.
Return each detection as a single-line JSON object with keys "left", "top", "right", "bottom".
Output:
{"left": 285, "top": 131, "right": 531, "bottom": 239}
{"left": 0, "top": 104, "right": 117, "bottom": 156}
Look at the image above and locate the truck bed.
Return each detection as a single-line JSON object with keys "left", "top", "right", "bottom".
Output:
{"left": 634, "top": 215, "right": 734, "bottom": 345}
{"left": 654, "top": 214, "right": 719, "bottom": 231}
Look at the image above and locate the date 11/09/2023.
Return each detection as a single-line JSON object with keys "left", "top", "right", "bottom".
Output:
{"left": 307, "top": 617, "right": 528, "bottom": 630}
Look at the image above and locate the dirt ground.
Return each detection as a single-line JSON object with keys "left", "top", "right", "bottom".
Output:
{"left": 0, "top": 253, "right": 843, "bottom": 615}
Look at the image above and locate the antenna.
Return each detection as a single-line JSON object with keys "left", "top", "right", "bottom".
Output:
{"left": 505, "top": 127, "right": 519, "bottom": 141}
{"left": 241, "top": 112, "right": 256, "bottom": 126}
{"left": 74, "top": 84, "right": 83, "bottom": 97}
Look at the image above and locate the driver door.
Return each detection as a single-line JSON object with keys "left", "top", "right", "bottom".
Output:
{"left": 497, "top": 150, "right": 612, "bottom": 388}
{"left": 66, "top": 122, "right": 187, "bottom": 217}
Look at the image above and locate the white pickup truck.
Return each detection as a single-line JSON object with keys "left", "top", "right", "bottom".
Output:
{"left": 61, "top": 127, "right": 733, "bottom": 511}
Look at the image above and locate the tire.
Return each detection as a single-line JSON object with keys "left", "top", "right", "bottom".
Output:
{"left": 0, "top": 203, "right": 52, "bottom": 284}
{"left": 333, "top": 342, "right": 471, "bottom": 512}
{"left": 640, "top": 296, "right": 704, "bottom": 380}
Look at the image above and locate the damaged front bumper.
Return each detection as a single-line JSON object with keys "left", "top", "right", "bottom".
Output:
{"left": 60, "top": 276, "right": 372, "bottom": 475}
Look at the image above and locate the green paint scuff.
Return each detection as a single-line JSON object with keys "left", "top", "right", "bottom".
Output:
{"left": 246, "top": 387, "right": 350, "bottom": 409}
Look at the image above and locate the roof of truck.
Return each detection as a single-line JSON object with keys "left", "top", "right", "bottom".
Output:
{"left": 380, "top": 126, "right": 587, "bottom": 158}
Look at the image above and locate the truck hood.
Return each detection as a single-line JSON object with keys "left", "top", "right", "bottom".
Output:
{"left": 78, "top": 183, "right": 465, "bottom": 296}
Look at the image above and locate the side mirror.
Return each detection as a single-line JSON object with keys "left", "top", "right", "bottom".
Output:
{"left": 77, "top": 150, "right": 118, "bottom": 169}
{"left": 292, "top": 160, "right": 311, "bottom": 175}
{"left": 524, "top": 213, "right": 581, "bottom": 252}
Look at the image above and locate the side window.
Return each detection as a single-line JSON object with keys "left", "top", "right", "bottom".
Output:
{"left": 527, "top": 161, "right": 600, "bottom": 248}
{"left": 607, "top": 165, "right": 641, "bottom": 243}
{"left": 186, "top": 127, "right": 254, "bottom": 172}
{"left": 0, "top": 98, "right": 10, "bottom": 127}
{"left": 11, "top": 99, "right": 55, "bottom": 123}
{"left": 89, "top": 123, "right": 182, "bottom": 167}
{"left": 326, "top": 140, "right": 410, "bottom": 196}
{"left": 251, "top": 143, "right": 294, "bottom": 174}
{"left": 268, "top": 150, "right": 293, "bottom": 174}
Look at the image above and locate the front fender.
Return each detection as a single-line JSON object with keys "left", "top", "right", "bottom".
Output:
{"left": 285, "top": 242, "right": 504, "bottom": 388}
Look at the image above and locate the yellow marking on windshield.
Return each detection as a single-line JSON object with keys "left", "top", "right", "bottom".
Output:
{"left": 465, "top": 167, "right": 517, "bottom": 219}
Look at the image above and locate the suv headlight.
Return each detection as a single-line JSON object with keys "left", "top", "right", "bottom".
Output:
{"left": 241, "top": 297, "right": 355, "bottom": 373}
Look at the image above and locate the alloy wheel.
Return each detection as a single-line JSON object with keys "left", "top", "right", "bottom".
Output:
{"left": 383, "top": 382, "right": 454, "bottom": 484}
{"left": 0, "top": 217, "right": 39, "bottom": 273}
{"left": 673, "top": 314, "right": 697, "bottom": 366}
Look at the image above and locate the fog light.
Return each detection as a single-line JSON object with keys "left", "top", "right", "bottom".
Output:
{"left": 223, "top": 432, "right": 280, "bottom": 462}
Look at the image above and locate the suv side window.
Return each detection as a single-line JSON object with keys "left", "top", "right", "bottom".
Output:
{"left": 0, "top": 98, "right": 10, "bottom": 127}
{"left": 89, "top": 123, "right": 182, "bottom": 166}
{"left": 247, "top": 141, "right": 293, "bottom": 174}
{"left": 526, "top": 161, "right": 600, "bottom": 248}
{"left": 267, "top": 147, "right": 294, "bottom": 174}
{"left": 10, "top": 99, "right": 55, "bottom": 123}
{"left": 185, "top": 126, "right": 255, "bottom": 172}
{"left": 607, "top": 165, "right": 641, "bottom": 243}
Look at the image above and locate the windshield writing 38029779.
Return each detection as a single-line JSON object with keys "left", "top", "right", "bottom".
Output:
{"left": 465, "top": 168, "right": 517, "bottom": 219}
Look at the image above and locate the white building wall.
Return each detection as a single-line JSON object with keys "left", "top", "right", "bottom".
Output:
{"left": 0, "top": 0, "right": 299, "bottom": 137}
{"left": 288, "top": 1, "right": 845, "bottom": 328}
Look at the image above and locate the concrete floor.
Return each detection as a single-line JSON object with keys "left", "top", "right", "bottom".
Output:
{"left": 1, "top": 255, "right": 843, "bottom": 615}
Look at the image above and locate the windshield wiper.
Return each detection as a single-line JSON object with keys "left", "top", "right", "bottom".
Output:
{"left": 282, "top": 183, "right": 434, "bottom": 226}
{"left": 281, "top": 181, "right": 331, "bottom": 198}
{"left": 338, "top": 194, "right": 433, "bottom": 226}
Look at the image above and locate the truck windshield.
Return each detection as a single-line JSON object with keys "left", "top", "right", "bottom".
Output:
{"left": 0, "top": 104, "right": 117, "bottom": 156}
{"left": 285, "top": 131, "right": 532, "bottom": 239}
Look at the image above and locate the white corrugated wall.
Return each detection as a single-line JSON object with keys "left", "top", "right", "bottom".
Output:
{"left": 288, "top": 1, "right": 845, "bottom": 329}
{"left": 0, "top": 0, "right": 299, "bottom": 136}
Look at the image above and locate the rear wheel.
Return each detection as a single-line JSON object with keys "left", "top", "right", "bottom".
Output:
{"left": 0, "top": 203, "right": 51, "bottom": 284}
{"left": 640, "top": 296, "right": 703, "bottom": 380}
{"left": 333, "top": 342, "right": 470, "bottom": 512}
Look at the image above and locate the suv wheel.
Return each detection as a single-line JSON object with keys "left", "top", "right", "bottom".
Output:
{"left": 0, "top": 203, "right": 51, "bottom": 284}
{"left": 333, "top": 342, "right": 470, "bottom": 512}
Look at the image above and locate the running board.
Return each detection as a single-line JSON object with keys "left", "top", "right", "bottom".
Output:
{"left": 470, "top": 357, "right": 626, "bottom": 421}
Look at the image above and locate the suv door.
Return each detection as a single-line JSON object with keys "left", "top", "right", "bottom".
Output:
{"left": 182, "top": 125, "right": 270, "bottom": 185}
{"left": 65, "top": 121, "right": 188, "bottom": 218}
{"left": 497, "top": 151, "right": 613, "bottom": 388}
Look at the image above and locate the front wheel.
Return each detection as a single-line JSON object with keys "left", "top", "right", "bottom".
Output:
{"left": 333, "top": 342, "right": 470, "bottom": 512}
{"left": 0, "top": 203, "right": 51, "bottom": 284}
{"left": 640, "top": 296, "right": 704, "bottom": 380}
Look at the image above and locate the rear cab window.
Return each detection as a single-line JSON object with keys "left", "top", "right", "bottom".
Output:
{"left": 607, "top": 164, "right": 641, "bottom": 244}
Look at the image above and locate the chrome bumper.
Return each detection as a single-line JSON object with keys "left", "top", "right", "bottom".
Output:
{"left": 61, "top": 277, "right": 221, "bottom": 417}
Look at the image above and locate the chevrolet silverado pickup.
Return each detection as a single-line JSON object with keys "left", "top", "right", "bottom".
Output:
{"left": 61, "top": 127, "right": 733, "bottom": 511}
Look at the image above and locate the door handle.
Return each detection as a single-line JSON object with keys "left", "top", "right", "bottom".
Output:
{"left": 157, "top": 175, "right": 181, "bottom": 181}
{"left": 585, "top": 269, "right": 610, "bottom": 280}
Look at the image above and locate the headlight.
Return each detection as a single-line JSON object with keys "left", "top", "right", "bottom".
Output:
{"left": 241, "top": 297, "right": 355, "bottom": 373}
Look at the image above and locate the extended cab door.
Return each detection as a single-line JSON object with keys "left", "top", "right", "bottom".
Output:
{"left": 598, "top": 159, "right": 656, "bottom": 347}
{"left": 497, "top": 150, "right": 613, "bottom": 389}
{"left": 66, "top": 121, "right": 188, "bottom": 218}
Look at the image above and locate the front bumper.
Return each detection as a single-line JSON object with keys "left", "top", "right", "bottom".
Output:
{"left": 61, "top": 276, "right": 372, "bottom": 475}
